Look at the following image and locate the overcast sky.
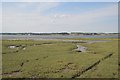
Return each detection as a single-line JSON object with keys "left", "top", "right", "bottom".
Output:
{"left": 2, "top": 2, "right": 118, "bottom": 33}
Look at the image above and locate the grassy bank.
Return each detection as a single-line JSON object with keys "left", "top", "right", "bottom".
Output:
{"left": 2, "top": 38, "right": 118, "bottom": 78}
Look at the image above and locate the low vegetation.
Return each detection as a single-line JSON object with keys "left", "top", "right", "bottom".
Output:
{"left": 2, "top": 38, "right": 118, "bottom": 78}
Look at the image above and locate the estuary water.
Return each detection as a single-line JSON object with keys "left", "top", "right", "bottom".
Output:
{"left": 1, "top": 35, "right": 119, "bottom": 40}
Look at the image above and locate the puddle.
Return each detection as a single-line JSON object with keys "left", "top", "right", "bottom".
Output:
{"left": 74, "top": 45, "right": 87, "bottom": 52}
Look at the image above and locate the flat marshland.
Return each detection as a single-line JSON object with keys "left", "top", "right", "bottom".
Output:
{"left": 2, "top": 38, "right": 119, "bottom": 78}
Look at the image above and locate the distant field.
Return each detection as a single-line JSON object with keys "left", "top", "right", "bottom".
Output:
{"left": 2, "top": 38, "right": 118, "bottom": 78}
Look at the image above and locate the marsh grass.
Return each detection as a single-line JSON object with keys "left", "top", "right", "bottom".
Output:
{"left": 2, "top": 39, "right": 118, "bottom": 78}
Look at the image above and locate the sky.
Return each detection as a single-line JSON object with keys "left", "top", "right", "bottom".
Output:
{"left": 1, "top": 1, "right": 118, "bottom": 33}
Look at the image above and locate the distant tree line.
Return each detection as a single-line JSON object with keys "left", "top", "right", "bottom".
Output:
{"left": 1, "top": 32, "right": 69, "bottom": 35}
{"left": 0, "top": 32, "right": 119, "bottom": 35}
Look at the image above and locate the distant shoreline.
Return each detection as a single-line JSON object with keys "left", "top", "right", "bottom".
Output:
{"left": 0, "top": 32, "right": 119, "bottom": 36}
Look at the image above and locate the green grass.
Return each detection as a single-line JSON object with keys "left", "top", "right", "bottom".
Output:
{"left": 0, "top": 40, "right": 2, "bottom": 79}
{"left": 78, "top": 40, "right": 118, "bottom": 78}
{"left": 2, "top": 39, "right": 118, "bottom": 78}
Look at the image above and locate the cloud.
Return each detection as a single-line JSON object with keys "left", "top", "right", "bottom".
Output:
{"left": 3, "top": 2, "right": 60, "bottom": 14}
{"left": 49, "top": 4, "right": 117, "bottom": 26}
{"left": 2, "top": 3, "right": 118, "bottom": 33}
